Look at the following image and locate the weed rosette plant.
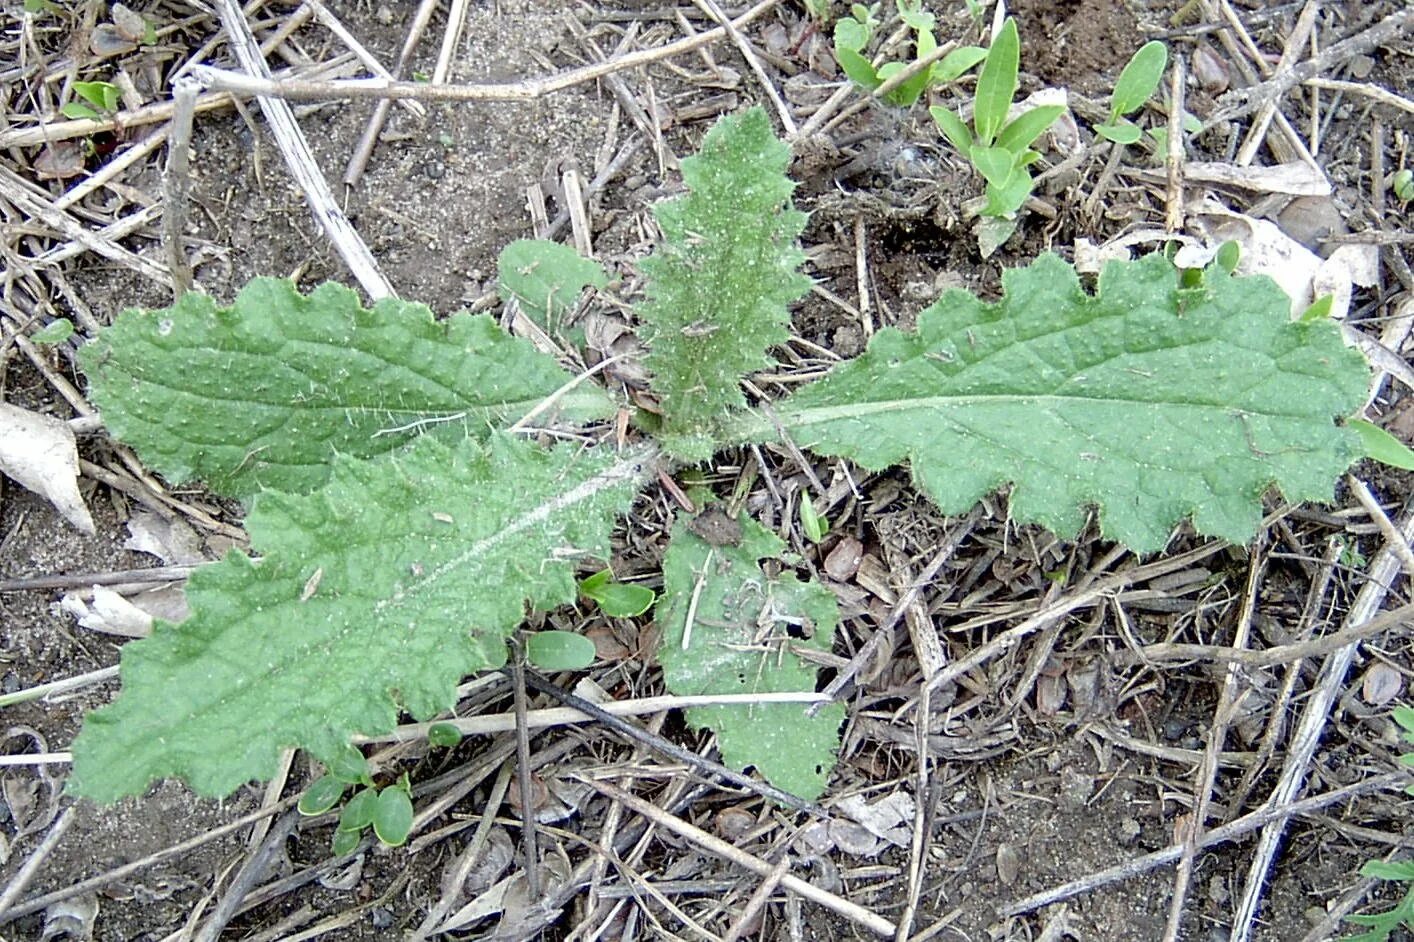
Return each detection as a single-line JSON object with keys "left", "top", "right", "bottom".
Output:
{"left": 68, "top": 108, "right": 1396, "bottom": 835}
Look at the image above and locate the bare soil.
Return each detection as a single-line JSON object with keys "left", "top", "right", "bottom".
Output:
{"left": 1, "top": 1, "right": 1412, "bottom": 941}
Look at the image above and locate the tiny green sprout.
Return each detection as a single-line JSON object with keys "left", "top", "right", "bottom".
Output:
{"left": 1391, "top": 168, "right": 1413, "bottom": 203}
{"left": 1095, "top": 41, "right": 1168, "bottom": 145}
{"left": 338, "top": 786, "right": 378, "bottom": 832}
{"left": 426, "top": 722, "right": 462, "bottom": 748}
{"left": 929, "top": 18, "right": 1065, "bottom": 250}
{"left": 799, "top": 497, "right": 828, "bottom": 543}
{"left": 1347, "top": 419, "right": 1414, "bottom": 471}
{"left": 1299, "top": 294, "right": 1335, "bottom": 323}
{"left": 1343, "top": 705, "right": 1414, "bottom": 940}
{"left": 833, "top": 1, "right": 983, "bottom": 108}
{"left": 525, "top": 629, "right": 596, "bottom": 671}
{"left": 371, "top": 777, "right": 414, "bottom": 846}
{"left": 1214, "top": 240, "right": 1241, "bottom": 274}
{"left": 297, "top": 775, "right": 346, "bottom": 816}
{"left": 24, "top": 0, "right": 60, "bottom": 14}
{"left": 1335, "top": 536, "right": 1368, "bottom": 571}
{"left": 579, "top": 569, "right": 656, "bottom": 617}
{"left": 325, "top": 745, "right": 373, "bottom": 786}
{"left": 62, "top": 80, "right": 121, "bottom": 121}
{"left": 331, "top": 827, "right": 361, "bottom": 856}
{"left": 30, "top": 318, "right": 74, "bottom": 345}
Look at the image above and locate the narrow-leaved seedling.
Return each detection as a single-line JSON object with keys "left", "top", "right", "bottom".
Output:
{"left": 1094, "top": 40, "right": 1168, "bottom": 145}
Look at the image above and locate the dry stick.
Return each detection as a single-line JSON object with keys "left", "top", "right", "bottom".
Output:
{"left": 520, "top": 671, "right": 829, "bottom": 818}
{"left": 343, "top": 0, "right": 439, "bottom": 188}
{"left": 1117, "top": 600, "right": 1414, "bottom": 669}
{"left": 809, "top": 508, "right": 981, "bottom": 716}
{"left": 1163, "top": 537, "right": 1265, "bottom": 942}
{"left": 1233, "top": 0, "right": 1318, "bottom": 167}
{"left": 1228, "top": 494, "right": 1414, "bottom": 942}
{"left": 162, "top": 77, "right": 199, "bottom": 298}
{"left": 0, "top": 564, "right": 195, "bottom": 593}
{"left": 210, "top": 0, "right": 394, "bottom": 300}
{"left": 303, "top": 0, "right": 425, "bottom": 117}
{"left": 0, "top": 806, "right": 75, "bottom": 922}
{"left": 192, "top": 809, "right": 300, "bottom": 942}
{"left": 507, "top": 635, "right": 543, "bottom": 899}
{"left": 0, "top": 797, "right": 299, "bottom": 924}
{"left": 902, "top": 540, "right": 1230, "bottom": 717}
{"left": 189, "top": 0, "right": 781, "bottom": 105}
{"left": 586, "top": 778, "right": 896, "bottom": 938}
{"left": 432, "top": 0, "right": 471, "bottom": 84}
{"left": 723, "top": 854, "right": 792, "bottom": 942}
{"left": 691, "top": 0, "right": 796, "bottom": 136}
{"left": 1002, "top": 771, "right": 1406, "bottom": 918}
{"left": 1205, "top": 7, "right": 1414, "bottom": 130}
{"left": 0, "top": 665, "right": 119, "bottom": 709}
{"left": 1348, "top": 476, "right": 1414, "bottom": 581}
{"left": 1163, "top": 52, "right": 1186, "bottom": 235}
{"left": 1304, "top": 77, "right": 1414, "bottom": 116}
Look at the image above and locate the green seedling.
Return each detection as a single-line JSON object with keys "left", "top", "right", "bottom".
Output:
{"left": 62, "top": 80, "right": 121, "bottom": 121}
{"left": 1095, "top": 40, "right": 1168, "bottom": 144}
{"left": 1391, "top": 169, "right": 1413, "bottom": 204}
{"left": 426, "top": 722, "right": 462, "bottom": 748}
{"left": 66, "top": 107, "right": 1398, "bottom": 817}
{"left": 1147, "top": 111, "right": 1203, "bottom": 160}
{"left": 799, "top": 497, "right": 828, "bottom": 543}
{"left": 30, "top": 318, "right": 75, "bottom": 345}
{"left": 526, "top": 629, "right": 597, "bottom": 670}
{"left": 1342, "top": 705, "right": 1414, "bottom": 940}
{"left": 929, "top": 17, "right": 1065, "bottom": 251}
{"left": 834, "top": 1, "right": 986, "bottom": 108}
{"left": 804, "top": 0, "right": 833, "bottom": 21}
{"left": 579, "top": 569, "right": 657, "bottom": 618}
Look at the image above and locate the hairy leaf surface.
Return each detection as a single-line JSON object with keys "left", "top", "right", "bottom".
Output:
{"left": 69, "top": 435, "right": 652, "bottom": 802}
{"left": 742, "top": 253, "right": 1368, "bottom": 552}
{"left": 638, "top": 107, "right": 810, "bottom": 460}
{"left": 82, "top": 279, "right": 613, "bottom": 496}
{"left": 658, "top": 516, "right": 843, "bottom": 800}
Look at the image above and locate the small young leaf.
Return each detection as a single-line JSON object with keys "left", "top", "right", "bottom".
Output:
{"left": 983, "top": 167, "right": 1034, "bottom": 217}
{"left": 973, "top": 18, "right": 1020, "bottom": 146}
{"left": 1393, "top": 168, "right": 1414, "bottom": 202}
{"left": 526, "top": 630, "right": 596, "bottom": 670}
{"left": 638, "top": 108, "right": 810, "bottom": 460}
{"left": 324, "top": 745, "right": 371, "bottom": 785}
{"left": 658, "top": 518, "right": 844, "bottom": 800}
{"left": 1095, "top": 122, "right": 1143, "bottom": 145}
{"left": 61, "top": 102, "right": 100, "bottom": 121}
{"left": 970, "top": 146, "right": 1017, "bottom": 190}
{"left": 331, "top": 827, "right": 362, "bottom": 856}
{"left": 497, "top": 240, "right": 607, "bottom": 336}
{"left": 1394, "top": 705, "right": 1414, "bottom": 736}
{"left": 930, "top": 106, "right": 973, "bottom": 159}
{"left": 579, "top": 570, "right": 656, "bottom": 617}
{"left": 1110, "top": 41, "right": 1168, "bottom": 120}
{"left": 1361, "top": 860, "right": 1414, "bottom": 882}
{"left": 81, "top": 280, "right": 614, "bottom": 497}
{"left": 68, "top": 435, "right": 651, "bottom": 802}
{"left": 1215, "top": 241, "right": 1241, "bottom": 274}
{"left": 931, "top": 45, "right": 987, "bottom": 85}
{"left": 735, "top": 252, "right": 1369, "bottom": 553}
{"left": 427, "top": 722, "right": 462, "bottom": 748}
{"left": 996, "top": 105, "right": 1065, "bottom": 155}
{"left": 799, "top": 498, "right": 828, "bottom": 543}
{"left": 298, "top": 775, "right": 346, "bottom": 816}
{"left": 74, "top": 80, "right": 120, "bottom": 112}
{"left": 339, "top": 787, "right": 378, "bottom": 832}
{"left": 30, "top": 318, "right": 75, "bottom": 345}
{"left": 833, "top": 16, "right": 870, "bottom": 52}
{"left": 1298, "top": 294, "right": 1334, "bottom": 322}
{"left": 1348, "top": 419, "right": 1414, "bottom": 471}
{"left": 372, "top": 786, "right": 414, "bottom": 846}
{"left": 835, "top": 46, "right": 881, "bottom": 90}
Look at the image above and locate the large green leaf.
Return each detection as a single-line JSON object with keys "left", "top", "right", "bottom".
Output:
{"left": 68, "top": 434, "right": 652, "bottom": 802}
{"left": 638, "top": 107, "right": 810, "bottom": 461}
{"left": 81, "top": 279, "right": 613, "bottom": 497}
{"left": 730, "top": 252, "right": 1368, "bottom": 552}
{"left": 657, "top": 516, "right": 843, "bottom": 800}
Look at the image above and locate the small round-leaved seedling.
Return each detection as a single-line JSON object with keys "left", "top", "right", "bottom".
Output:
{"left": 427, "top": 722, "right": 462, "bottom": 748}
{"left": 297, "top": 775, "right": 346, "bottom": 816}
{"left": 372, "top": 782, "right": 414, "bottom": 846}
{"left": 338, "top": 787, "right": 378, "bottom": 832}
{"left": 579, "top": 569, "right": 656, "bottom": 618}
{"left": 526, "top": 629, "right": 596, "bottom": 671}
